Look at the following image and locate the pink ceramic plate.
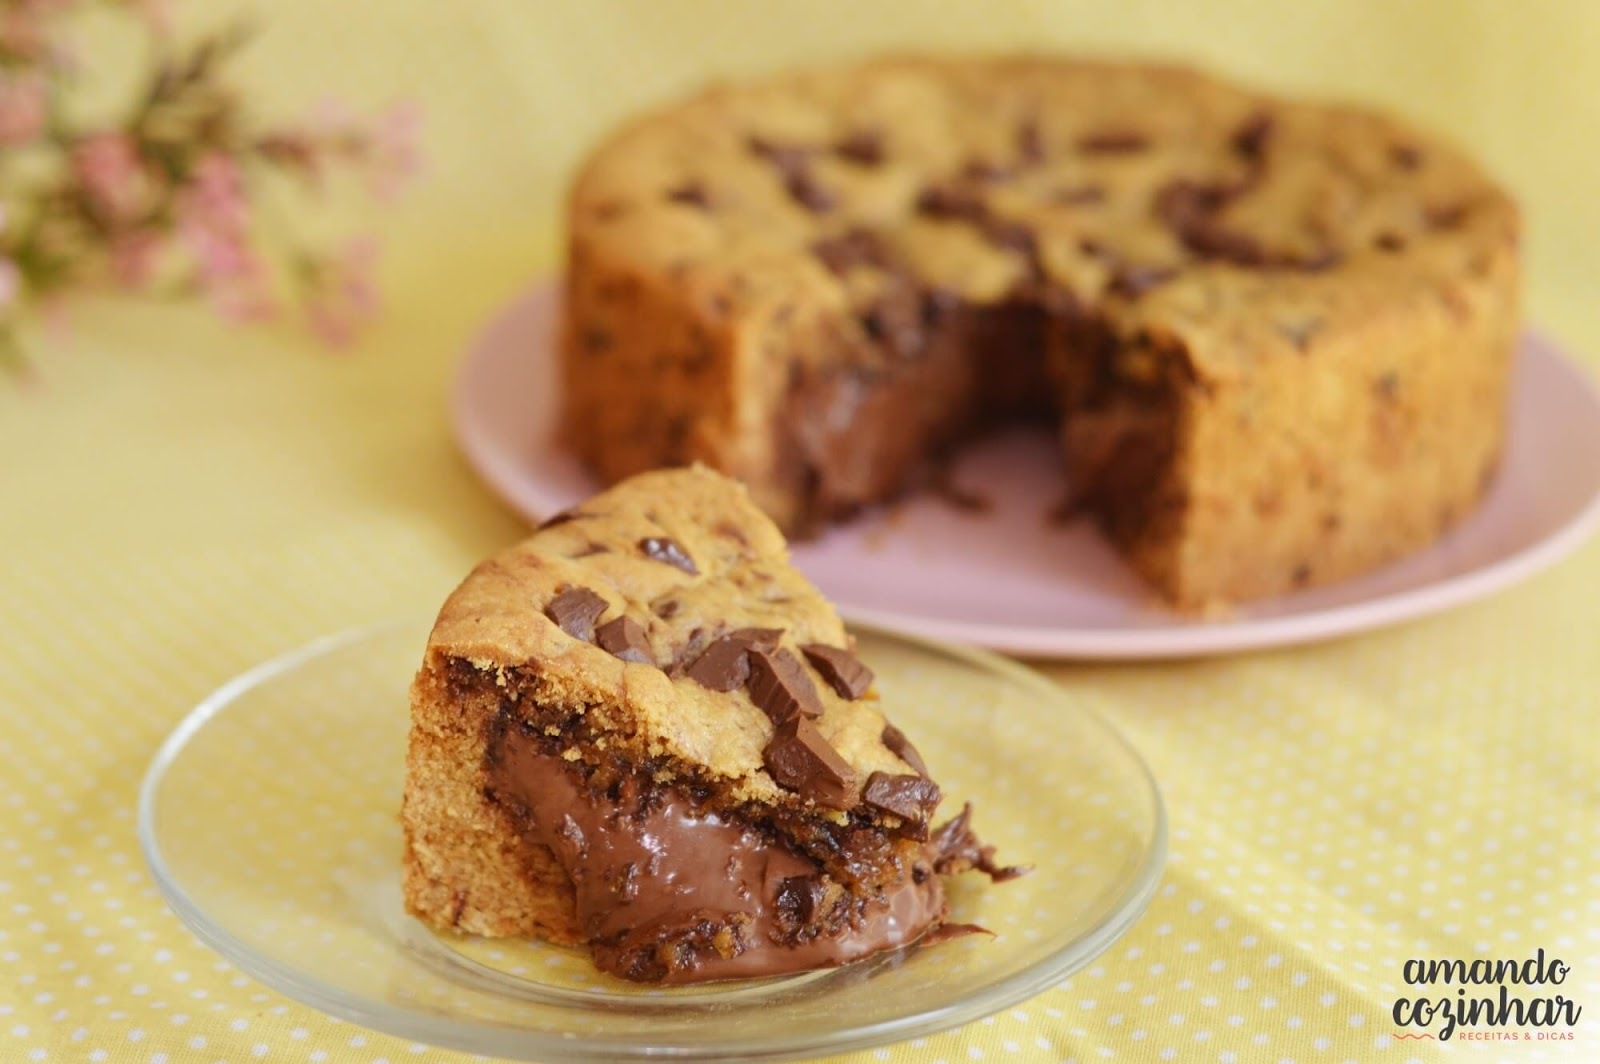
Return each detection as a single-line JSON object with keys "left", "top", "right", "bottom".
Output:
{"left": 451, "top": 283, "right": 1600, "bottom": 658}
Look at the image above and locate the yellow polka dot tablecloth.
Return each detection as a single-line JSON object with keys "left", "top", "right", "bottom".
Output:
{"left": 2, "top": 2, "right": 1598, "bottom": 1062}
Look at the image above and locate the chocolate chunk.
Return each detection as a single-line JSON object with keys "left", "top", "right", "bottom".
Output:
{"left": 545, "top": 587, "right": 608, "bottom": 642}
{"left": 861, "top": 285, "right": 926, "bottom": 358}
{"left": 1152, "top": 177, "right": 1271, "bottom": 267}
{"left": 812, "top": 229, "right": 888, "bottom": 275}
{"left": 638, "top": 536, "right": 698, "bottom": 574}
{"left": 1231, "top": 111, "right": 1274, "bottom": 161}
{"left": 929, "top": 803, "right": 1028, "bottom": 881}
{"left": 834, "top": 131, "right": 883, "bottom": 165}
{"left": 683, "top": 636, "right": 752, "bottom": 692}
{"left": 763, "top": 716, "right": 856, "bottom": 809}
{"left": 961, "top": 159, "right": 1014, "bottom": 183}
{"left": 785, "top": 169, "right": 836, "bottom": 213}
{"left": 652, "top": 598, "right": 680, "bottom": 620}
{"left": 979, "top": 217, "right": 1043, "bottom": 278}
{"left": 1391, "top": 143, "right": 1424, "bottom": 171}
{"left": 915, "top": 182, "right": 986, "bottom": 221}
{"left": 880, "top": 722, "right": 929, "bottom": 777}
{"left": 747, "top": 647, "right": 824, "bottom": 723}
{"left": 862, "top": 772, "right": 941, "bottom": 822}
{"left": 773, "top": 875, "right": 827, "bottom": 926}
{"left": 595, "top": 617, "right": 652, "bottom": 664}
{"left": 1016, "top": 118, "right": 1045, "bottom": 164}
{"left": 1052, "top": 184, "right": 1106, "bottom": 206}
{"left": 983, "top": 218, "right": 1038, "bottom": 260}
{"left": 1107, "top": 263, "right": 1178, "bottom": 299}
{"left": 747, "top": 135, "right": 810, "bottom": 174}
{"left": 920, "top": 922, "right": 995, "bottom": 946}
{"left": 1374, "top": 231, "right": 1406, "bottom": 253}
{"left": 747, "top": 136, "right": 834, "bottom": 212}
{"left": 1186, "top": 234, "right": 1337, "bottom": 272}
{"left": 666, "top": 181, "right": 709, "bottom": 208}
{"left": 1425, "top": 203, "right": 1469, "bottom": 230}
{"left": 1078, "top": 130, "right": 1149, "bottom": 154}
{"left": 729, "top": 627, "right": 784, "bottom": 652}
{"left": 801, "top": 644, "right": 874, "bottom": 699}
{"left": 537, "top": 509, "right": 580, "bottom": 530}
{"left": 1154, "top": 179, "right": 1241, "bottom": 230}
{"left": 1181, "top": 223, "right": 1268, "bottom": 267}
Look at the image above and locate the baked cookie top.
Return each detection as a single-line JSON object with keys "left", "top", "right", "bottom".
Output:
{"left": 426, "top": 465, "right": 924, "bottom": 814}
{"left": 568, "top": 55, "right": 1517, "bottom": 378}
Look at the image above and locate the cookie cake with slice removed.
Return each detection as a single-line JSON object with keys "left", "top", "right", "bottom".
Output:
{"left": 560, "top": 56, "right": 1521, "bottom": 609}
{"left": 402, "top": 465, "right": 1020, "bottom": 984}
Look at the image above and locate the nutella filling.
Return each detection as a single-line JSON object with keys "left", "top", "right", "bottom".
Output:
{"left": 781, "top": 284, "right": 1191, "bottom": 556}
{"left": 486, "top": 727, "right": 948, "bottom": 984}
{"left": 784, "top": 297, "right": 1053, "bottom": 527}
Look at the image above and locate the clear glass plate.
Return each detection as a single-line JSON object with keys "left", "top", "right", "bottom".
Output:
{"left": 138, "top": 619, "right": 1166, "bottom": 1062}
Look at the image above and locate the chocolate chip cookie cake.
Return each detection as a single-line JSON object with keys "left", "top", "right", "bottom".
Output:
{"left": 402, "top": 465, "right": 1018, "bottom": 984}
{"left": 560, "top": 56, "right": 1520, "bottom": 608}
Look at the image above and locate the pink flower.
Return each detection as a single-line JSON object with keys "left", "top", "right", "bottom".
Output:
{"left": 303, "top": 237, "right": 380, "bottom": 346}
{"left": 175, "top": 153, "right": 277, "bottom": 322}
{"left": 364, "top": 101, "right": 422, "bottom": 201}
{"left": 72, "top": 131, "right": 146, "bottom": 223}
{"left": 0, "top": 258, "right": 21, "bottom": 310}
{"left": 0, "top": 71, "right": 48, "bottom": 147}
{"left": 0, "top": 203, "right": 18, "bottom": 311}
{"left": 185, "top": 154, "right": 251, "bottom": 230}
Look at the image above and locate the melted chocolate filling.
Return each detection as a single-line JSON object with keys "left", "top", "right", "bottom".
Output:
{"left": 783, "top": 298, "right": 1054, "bottom": 530}
{"left": 485, "top": 727, "right": 949, "bottom": 984}
{"left": 782, "top": 290, "right": 1185, "bottom": 553}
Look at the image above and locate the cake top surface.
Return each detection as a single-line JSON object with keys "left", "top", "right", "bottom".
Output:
{"left": 425, "top": 465, "right": 924, "bottom": 812}
{"left": 568, "top": 54, "right": 1517, "bottom": 377}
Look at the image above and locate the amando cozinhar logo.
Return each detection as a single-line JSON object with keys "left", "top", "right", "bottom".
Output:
{"left": 1391, "top": 949, "right": 1583, "bottom": 1043}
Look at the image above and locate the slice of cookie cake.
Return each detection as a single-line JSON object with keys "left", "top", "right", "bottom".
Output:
{"left": 402, "top": 465, "right": 1019, "bottom": 984}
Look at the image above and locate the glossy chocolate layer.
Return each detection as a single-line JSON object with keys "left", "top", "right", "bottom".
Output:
{"left": 783, "top": 295, "right": 1053, "bottom": 530}
{"left": 487, "top": 728, "right": 947, "bottom": 984}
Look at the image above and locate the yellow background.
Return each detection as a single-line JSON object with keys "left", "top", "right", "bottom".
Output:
{"left": 2, "top": 2, "right": 1597, "bottom": 1062}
